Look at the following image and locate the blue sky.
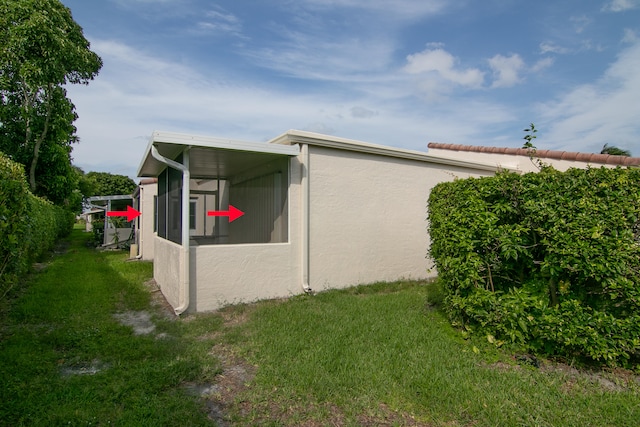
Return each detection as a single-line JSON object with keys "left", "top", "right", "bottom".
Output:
{"left": 60, "top": 0, "right": 640, "bottom": 177}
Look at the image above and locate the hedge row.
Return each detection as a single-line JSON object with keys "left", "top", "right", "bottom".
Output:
{"left": 0, "top": 152, "right": 73, "bottom": 296}
{"left": 428, "top": 166, "right": 640, "bottom": 367}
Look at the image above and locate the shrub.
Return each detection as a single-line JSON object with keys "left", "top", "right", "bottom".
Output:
{"left": 91, "top": 218, "right": 105, "bottom": 246}
{"left": 428, "top": 166, "right": 640, "bottom": 367}
{"left": 0, "top": 152, "right": 72, "bottom": 298}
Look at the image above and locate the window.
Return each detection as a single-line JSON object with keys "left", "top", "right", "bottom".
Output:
{"left": 156, "top": 154, "right": 183, "bottom": 245}
{"left": 153, "top": 195, "right": 158, "bottom": 233}
{"left": 157, "top": 170, "right": 167, "bottom": 239}
{"left": 189, "top": 199, "right": 197, "bottom": 230}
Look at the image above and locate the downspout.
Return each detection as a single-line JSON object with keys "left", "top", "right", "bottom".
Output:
{"left": 151, "top": 145, "right": 191, "bottom": 315}
{"left": 301, "top": 143, "right": 313, "bottom": 294}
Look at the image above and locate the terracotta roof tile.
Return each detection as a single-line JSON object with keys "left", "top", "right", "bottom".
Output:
{"left": 138, "top": 178, "right": 158, "bottom": 185}
{"left": 427, "top": 142, "right": 640, "bottom": 166}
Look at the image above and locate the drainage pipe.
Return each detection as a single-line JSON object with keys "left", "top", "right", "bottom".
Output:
{"left": 301, "top": 143, "right": 312, "bottom": 294}
{"left": 151, "top": 145, "right": 191, "bottom": 315}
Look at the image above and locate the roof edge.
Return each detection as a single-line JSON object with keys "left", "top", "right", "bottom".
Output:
{"left": 270, "top": 130, "right": 506, "bottom": 172}
{"left": 151, "top": 131, "right": 299, "bottom": 156}
{"left": 428, "top": 142, "right": 640, "bottom": 166}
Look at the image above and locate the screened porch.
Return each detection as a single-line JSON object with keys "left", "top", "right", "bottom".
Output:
{"left": 137, "top": 132, "right": 299, "bottom": 247}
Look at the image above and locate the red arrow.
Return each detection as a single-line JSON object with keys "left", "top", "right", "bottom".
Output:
{"left": 207, "top": 205, "right": 245, "bottom": 222}
{"left": 106, "top": 205, "right": 141, "bottom": 222}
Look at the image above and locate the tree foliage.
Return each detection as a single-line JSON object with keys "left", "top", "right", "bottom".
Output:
{"left": 428, "top": 166, "right": 640, "bottom": 367}
{"left": 601, "top": 143, "right": 632, "bottom": 157}
{"left": 85, "top": 171, "right": 137, "bottom": 197}
{"left": 1, "top": 151, "right": 72, "bottom": 299}
{"left": 0, "top": 0, "right": 102, "bottom": 200}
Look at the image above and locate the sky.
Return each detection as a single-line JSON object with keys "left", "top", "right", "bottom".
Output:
{"left": 59, "top": 0, "right": 640, "bottom": 178}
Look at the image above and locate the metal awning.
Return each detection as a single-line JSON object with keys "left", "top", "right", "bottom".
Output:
{"left": 137, "top": 131, "right": 301, "bottom": 178}
{"left": 87, "top": 194, "right": 133, "bottom": 206}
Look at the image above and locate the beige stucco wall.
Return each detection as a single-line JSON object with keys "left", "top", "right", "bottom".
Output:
{"left": 306, "top": 145, "right": 493, "bottom": 291}
{"left": 190, "top": 243, "right": 299, "bottom": 311}
{"left": 154, "top": 237, "right": 183, "bottom": 309}
{"left": 138, "top": 182, "right": 157, "bottom": 260}
{"left": 427, "top": 148, "right": 622, "bottom": 173}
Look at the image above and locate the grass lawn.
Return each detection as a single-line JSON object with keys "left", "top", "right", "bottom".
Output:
{"left": 1, "top": 228, "right": 639, "bottom": 426}
{"left": 0, "top": 228, "right": 221, "bottom": 426}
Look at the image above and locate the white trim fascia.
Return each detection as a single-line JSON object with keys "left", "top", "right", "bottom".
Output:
{"left": 88, "top": 194, "right": 134, "bottom": 202}
{"left": 268, "top": 130, "right": 504, "bottom": 172}
{"left": 152, "top": 131, "right": 300, "bottom": 156}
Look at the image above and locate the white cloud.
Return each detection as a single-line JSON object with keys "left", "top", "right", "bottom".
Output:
{"left": 622, "top": 28, "right": 639, "bottom": 43}
{"left": 540, "top": 42, "right": 570, "bottom": 54}
{"left": 579, "top": 39, "right": 605, "bottom": 52}
{"left": 66, "top": 38, "right": 520, "bottom": 177}
{"left": 285, "top": 0, "right": 449, "bottom": 20}
{"left": 488, "top": 54, "right": 524, "bottom": 88}
{"left": 404, "top": 48, "right": 484, "bottom": 88}
{"left": 538, "top": 41, "right": 640, "bottom": 154}
{"left": 531, "top": 57, "right": 554, "bottom": 72}
{"left": 601, "top": 0, "right": 640, "bottom": 12}
{"left": 194, "top": 8, "right": 244, "bottom": 37}
{"left": 246, "top": 29, "right": 396, "bottom": 81}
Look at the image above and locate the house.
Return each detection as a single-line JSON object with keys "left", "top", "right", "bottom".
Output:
{"left": 136, "top": 130, "right": 501, "bottom": 314}
{"left": 81, "top": 208, "right": 104, "bottom": 233}
{"left": 427, "top": 143, "right": 640, "bottom": 171}
{"left": 132, "top": 178, "right": 157, "bottom": 261}
{"left": 136, "top": 131, "right": 640, "bottom": 314}
{"left": 86, "top": 194, "right": 135, "bottom": 246}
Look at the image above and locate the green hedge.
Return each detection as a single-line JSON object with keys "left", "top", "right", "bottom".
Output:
{"left": 428, "top": 166, "right": 640, "bottom": 367}
{"left": 1, "top": 152, "right": 73, "bottom": 296}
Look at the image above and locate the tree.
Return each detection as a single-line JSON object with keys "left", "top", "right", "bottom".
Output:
{"left": 601, "top": 143, "right": 631, "bottom": 157}
{"left": 1, "top": 84, "right": 79, "bottom": 206}
{"left": 85, "top": 172, "right": 137, "bottom": 197}
{"left": 0, "top": 0, "right": 102, "bottom": 195}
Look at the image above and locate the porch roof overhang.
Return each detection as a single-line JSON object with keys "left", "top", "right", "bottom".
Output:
{"left": 87, "top": 194, "right": 133, "bottom": 208}
{"left": 137, "top": 131, "right": 301, "bottom": 178}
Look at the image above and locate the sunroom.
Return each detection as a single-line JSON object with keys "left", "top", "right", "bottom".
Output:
{"left": 137, "top": 131, "right": 301, "bottom": 314}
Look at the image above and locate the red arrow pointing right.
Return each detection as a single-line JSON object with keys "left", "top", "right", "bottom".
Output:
{"left": 106, "top": 205, "right": 141, "bottom": 222}
{"left": 207, "top": 205, "right": 245, "bottom": 222}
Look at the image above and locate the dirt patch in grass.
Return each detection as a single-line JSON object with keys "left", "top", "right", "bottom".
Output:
{"left": 113, "top": 280, "right": 175, "bottom": 337}
{"left": 60, "top": 359, "right": 110, "bottom": 377}
{"left": 540, "top": 362, "right": 637, "bottom": 393}
{"left": 114, "top": 311, "right": 156, "bottom": 335}
{"left": 200, "top": 343, "right": 257, "bottom": 426}
{"left": 143, "top": 278, "right": 176, "bottom": 319}
{"left": 227, "top": 397, "right": 434, "bottom": 426}
{"left": 357, "top": 404, "right": 434, "bottom": 427}
{"left": 486, "top": 356, "right": 640, "bottom": 393}
{"left": 218, "top": 306, "right": 253, "bottom": 327}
